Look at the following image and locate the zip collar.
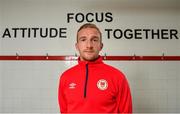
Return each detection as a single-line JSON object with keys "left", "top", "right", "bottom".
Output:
{"left": 78, "top": 56, "right": 103, "bottom": 98}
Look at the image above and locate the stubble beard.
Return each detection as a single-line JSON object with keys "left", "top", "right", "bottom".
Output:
{"left": 80, "top": 52, "right": 99, "bottom": 61}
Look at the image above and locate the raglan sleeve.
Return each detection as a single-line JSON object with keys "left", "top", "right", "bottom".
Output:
{"left": 58, "top": 73, "right": 67, "bottom": 113}
{"left": 117, "top": 73, "right": 133, "bottom": 113}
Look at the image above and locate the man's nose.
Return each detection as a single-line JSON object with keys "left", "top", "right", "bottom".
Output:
{"left": 86, "top": 41, "right": 93, "bottom": 48}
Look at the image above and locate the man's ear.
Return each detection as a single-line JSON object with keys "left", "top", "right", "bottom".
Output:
{"left": 100, "top": 43, "right": 103, "bottom": 50}
{"left": 75, "top": 43, "right": 78, "bottom": 50}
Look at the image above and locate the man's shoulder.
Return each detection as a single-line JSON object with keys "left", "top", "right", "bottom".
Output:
{"left": 59, "top": 64, "right": 79, "bottom": 81}
{"left": 102, "top": 63, "right": 120, "bottom": 72}
{"left": 62, "top": 64, "right": 79, "bottom": 76}
{"left": 102, "top": 63, "right": 126, "bottom": 78}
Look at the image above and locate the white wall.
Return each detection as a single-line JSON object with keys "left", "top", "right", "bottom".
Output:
{"left": 0, "top": 61, "right": 180, "bottom": 113}
{"left": 0, "top": 0, "right": 180, "bottom": 113}
{"left": 105, "top": 61, "right": 180, "bottom": 112}
{"left": 0, "top": 62, "right": 2, "bottom": 112}
{"left": 0, "top": 0, "right": 179, "bottom": 55}
{"left": 0, "top": 61, "right": 74, "bottom": 113}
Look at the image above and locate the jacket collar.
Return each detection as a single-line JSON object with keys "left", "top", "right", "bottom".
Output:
{"left": 78, "top": 56, "right": 103, "bottom": 65}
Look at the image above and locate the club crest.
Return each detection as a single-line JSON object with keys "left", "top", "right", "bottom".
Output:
{"left": 97, "top": 79, "right": 108, "bottom": 90}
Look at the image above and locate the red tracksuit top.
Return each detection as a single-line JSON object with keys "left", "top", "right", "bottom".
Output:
{"left": 58, "top": 56, "right": 132, "bottom": 113}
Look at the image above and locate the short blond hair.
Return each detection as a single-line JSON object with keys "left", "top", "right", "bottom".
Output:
{"left": 76, "top": 23, "right": 102, "bottom": 42}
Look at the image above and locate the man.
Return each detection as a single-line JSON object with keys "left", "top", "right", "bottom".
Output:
{"left": 58, "top": 23, "right": 132, "bottom": 113}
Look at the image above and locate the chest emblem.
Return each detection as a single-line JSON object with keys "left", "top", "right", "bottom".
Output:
{"left": 97, "top": 79, "right": 108, "bottom": 90}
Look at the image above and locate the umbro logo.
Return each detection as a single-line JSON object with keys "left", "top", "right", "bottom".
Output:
{"left": 69, "top": 83, "right": 76, "bottom": 89}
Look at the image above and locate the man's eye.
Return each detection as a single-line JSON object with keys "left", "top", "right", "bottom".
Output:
{"left": 80, "top": 39, "right": 86, "bottom": 41}
{"left": 93, "top": 39, "right": 98, "bottom": 42}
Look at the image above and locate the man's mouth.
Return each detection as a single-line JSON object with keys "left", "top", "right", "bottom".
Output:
{"left": 84, "top": 50, "right": 94, "bottom": 53}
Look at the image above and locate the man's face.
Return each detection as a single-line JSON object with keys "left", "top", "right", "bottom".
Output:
{"left": 76, "top": 28, "right": 103, "bottom": 61}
